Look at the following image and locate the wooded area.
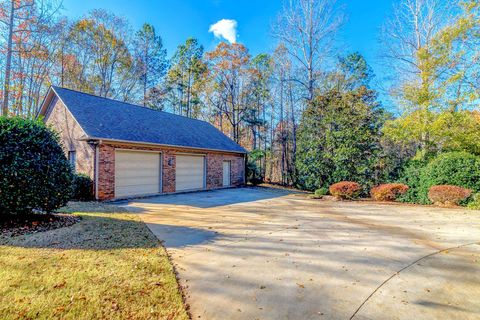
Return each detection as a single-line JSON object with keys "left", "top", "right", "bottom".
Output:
{"left": 1, "top": 0, "right": 479, "bottom": 192}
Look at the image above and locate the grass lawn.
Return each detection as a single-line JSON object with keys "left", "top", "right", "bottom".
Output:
{"left": 0, "top": 202, "right": 189, "bottom": 320}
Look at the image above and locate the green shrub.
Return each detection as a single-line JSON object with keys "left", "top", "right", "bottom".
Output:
{"left": 315, "top": 187, "right": 328, "bottom": 197}
{"left": 397, "top": 152, "right": 480, "bottom": 204}
{"left": 72, "top": 173, "right": 94, "bottom": 201}
{"left": 396, "top": 159, "right": 429, "bottom": 203}
{"left": 418, "top": 152, "right": 480, "bottom": 204}
{"left": 0, "top": 117, "right": 73, "bottom": 215}
{"left": 329, "top": 181, "right": 361, "bottom": 199}
{"left": 467, "top": 193, "right": 480, "bottom": 210}
{"left": 246, "top": 150, "right": 264, "bottom": 185}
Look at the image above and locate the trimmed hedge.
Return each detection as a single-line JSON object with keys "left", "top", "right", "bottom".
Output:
{"left": 370, "top": 183, "right": 409, "bottom": 201}
{"left": 0, "top": 117, "right": 73, "bottom": 215}
{"left": 428, "top": 185, "right": 472, "bottom": 206}
{"left": 397, "top": 152, "right": 480, "bottom": 204}
{"left": 418, "top": 152, "right": 480, "bottom": 204}
{"left": 329, "top": 181, "right": 361, "bottom": 199}
{"left": 72, "top": 173, "right": 94, "bottom": 201}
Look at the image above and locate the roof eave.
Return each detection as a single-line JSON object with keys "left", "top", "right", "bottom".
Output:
{"left": 36, "top": 86, "right": 55, "bottom": 119}
{"left": 79, "top": 136, "right": 247, "bottom": 154}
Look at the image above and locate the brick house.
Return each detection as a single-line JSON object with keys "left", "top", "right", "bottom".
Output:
{"left": 37, "top": 86, "right": 246, "bottom": 201}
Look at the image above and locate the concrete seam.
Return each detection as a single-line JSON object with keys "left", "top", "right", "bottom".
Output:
{"left": 349, "top": 241, "right": 480, "bottom": 320}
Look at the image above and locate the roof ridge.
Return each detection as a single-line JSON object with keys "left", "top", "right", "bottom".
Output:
{"left": 51, "top": 85, "right": 208, "bottom": 124}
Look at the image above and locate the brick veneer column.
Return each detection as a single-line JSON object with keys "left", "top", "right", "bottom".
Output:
{"left": 162, "top": 151, "right": 176, "bottom": 193}
{"left": 206, "top": 153, "right": 223, "bottom": 189}
{"left": 97, "top": 144, "right": 115, "bottom": 200}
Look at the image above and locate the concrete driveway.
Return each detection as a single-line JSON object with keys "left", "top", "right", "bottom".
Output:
{"left": 125, "top": 187, "right": 480, "bottom": 320}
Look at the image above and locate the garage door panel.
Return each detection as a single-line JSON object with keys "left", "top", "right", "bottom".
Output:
{"left": 116, "top": 160, "right": 159, "bottom": 169}
{"left": 115, "top": 184, "right": 160, "bottom": 197}
{"left": 115, "top": 150, "right": 161, "bottom": 198}
{"left": 176, "top": 155, "right": 205, "bottom": 191}
{"left": 115, "top": 172, "right": 160, "bottom": 183}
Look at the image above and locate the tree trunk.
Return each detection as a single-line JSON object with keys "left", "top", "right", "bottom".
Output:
{"left": 289, "top": 82, "right": 297, "bottom": 184}
{"left": 2, "top": 0, "right": 15, "bottom": 116}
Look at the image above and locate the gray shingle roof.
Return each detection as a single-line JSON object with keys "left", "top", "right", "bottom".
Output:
{"left": 51, "top": 86, "right": 246, "bottom": 154}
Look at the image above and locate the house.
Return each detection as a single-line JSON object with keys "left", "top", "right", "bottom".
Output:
{"left": 37, "top": 86, "right": 246, "bottom": 201}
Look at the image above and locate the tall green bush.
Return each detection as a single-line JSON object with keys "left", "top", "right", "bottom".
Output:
{"left": 398, "top": 152, "right": 480, "bottom": 204}
{"left": 246, "top": 149, "right": 264, "bottom": 185}
{"left": 295, "top": 87, "right": 386, "bottom": 191}
{"left": 417, "top": 152, "right": 480, "bottom": 204}
{"left": 0, "top": 117, "right": 73, "bottom": 215}
{"left": 72, "top": 173, "right": 94, "bottom": 201}
{"left": 397, "top": 159, "right": 429, "bottom": 203}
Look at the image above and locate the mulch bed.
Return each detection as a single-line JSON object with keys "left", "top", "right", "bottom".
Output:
{"left": 0, "top": 213, "right": 80, "bottom": 238}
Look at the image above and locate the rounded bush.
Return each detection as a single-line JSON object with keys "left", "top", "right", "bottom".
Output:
{"left": 315, "top": 187, "right": 328, "bottom": 197}
{"left": 371, "top": 183, "right": 409, "bottom": 201}
{"left": 72, "top": 173, "right": 93, "bottom": 201}
{"left": 418, "top": 152, "right": 480, "bottom": 204}
{"left": 428, "top": 185, "right": 472, "bottom": 206}
{"left": 0, "top": 117, "right": 73, "bottom": 215}
{"left": 329, "top": 181, "right": 361, "bottom": 199}
{"left": 467, "top": 193, "right": 480, "bottom": 210}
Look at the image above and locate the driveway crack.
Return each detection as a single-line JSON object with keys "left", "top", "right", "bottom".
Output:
{"left": 349, "top": 241, "right": 480, "bottom": 320}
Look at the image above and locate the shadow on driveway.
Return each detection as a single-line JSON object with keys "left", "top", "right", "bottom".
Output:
{"left": 127, "top": 186, "right": 297, "bottom": 209}
{"left": 1, "top": 214, "right": 219, "bottom": 250}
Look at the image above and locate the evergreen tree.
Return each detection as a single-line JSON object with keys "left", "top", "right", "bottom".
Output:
{"left": 296, "top": 54, "right": 386, "bottom": 190}
{"left": 134, "top": 23, "right": 168, "bottom": 107}
{"left": 166, "top": 38, "right": 207, "bottom": 117}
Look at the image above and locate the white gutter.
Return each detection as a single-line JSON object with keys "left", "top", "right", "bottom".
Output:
{"left": 79, "top": 136, "right": 247, "bottom": 155}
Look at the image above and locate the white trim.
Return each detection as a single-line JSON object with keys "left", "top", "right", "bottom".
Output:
{"left": 115, "top": 148, "right": 161, "bottom": 154}
{"left": 175, "top": 152, "right": 206, "bottom": 156}
{"left": 204, "top": 156, "right": 207, "bottom": 189}
{"left": 159, "top": 153, "right": 163, "bottom": 193}
{"left": 44, "top": 96, "right": 58, "bottom": 120}
{"left": 36, "top": 86, "right": 55, "bottom": 118}
{"left": 79, "top": 136, "right": 246, "bottom": 155}
{"left": 95, "top": 145, "right": 99, "bottom": 200}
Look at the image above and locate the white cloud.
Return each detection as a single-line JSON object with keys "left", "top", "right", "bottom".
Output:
{"left": 209, "top": 19, "right": 237, "bottom": 44}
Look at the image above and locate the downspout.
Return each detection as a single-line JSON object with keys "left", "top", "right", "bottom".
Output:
{"left": 87, "top": 139, "right": 101, "bottom": 200}
{"left": 244, "top": 153, "right": 248, "bottom": 185}
{"left": 95, "top": 144, "right": 99, "bottom": 200}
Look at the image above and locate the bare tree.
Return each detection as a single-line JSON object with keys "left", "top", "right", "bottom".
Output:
{"left": 0, "top": 0, "right": 61, "bottom": 116}
{"left": 1, "top": 0, "right": 35, "bottom": 115}
{"left": 381, "top": 0, "right": 455, "bottom": 110}
{"left": 206, "top": 42, "right": 253, "bottom": 143}
{"left": 272, "top": 0, "right": 344, "bottom": 102}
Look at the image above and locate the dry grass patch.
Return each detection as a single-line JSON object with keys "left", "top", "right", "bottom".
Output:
{"left": 0, "top": 202, "right": 188, "bottom": 320}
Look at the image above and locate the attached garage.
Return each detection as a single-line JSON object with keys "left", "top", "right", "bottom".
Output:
{"left": 175, "top": 154, "right": 205, "bottom": 192}
{"left": 39, "top": 86, "right": 246, "bottom": 200}
{"left": 114, "top": 150, "right": 161, "bottom": 198}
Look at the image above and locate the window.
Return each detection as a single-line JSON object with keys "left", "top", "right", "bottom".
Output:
{"left": 68, "top": 151, "right": 76, "bottom": 172}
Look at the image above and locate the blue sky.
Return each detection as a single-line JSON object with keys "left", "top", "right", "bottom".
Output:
{"left": 62, "top": 0, "right": 394, "bottom": 104}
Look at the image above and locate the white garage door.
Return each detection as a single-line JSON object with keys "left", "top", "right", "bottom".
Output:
{"left": 115, "top": 150, "right": 161, "bottom": 198}
{"left": 176, "top": 154, "right": 205, "bottom": 192}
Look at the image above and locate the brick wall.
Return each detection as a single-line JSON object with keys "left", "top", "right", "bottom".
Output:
{"left": 44, "top": 97, "right": 94, "bottom": 178}
{"left": 97, "top": 144, "right": 115, "bottom": 200}
{"left": 206, "top": 153, "right": 245, "bottom": 189}
{"left": 97, "top": 142, "right": 245, "bottom": 200}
